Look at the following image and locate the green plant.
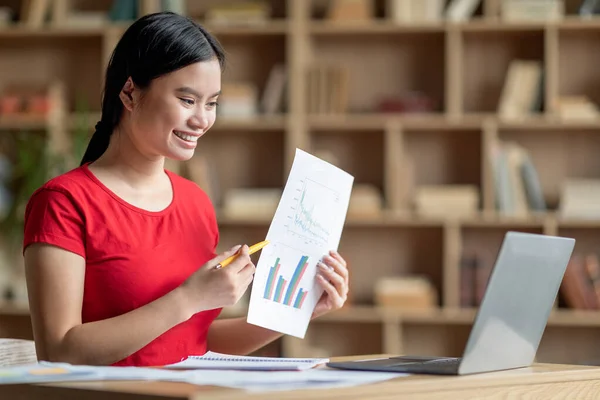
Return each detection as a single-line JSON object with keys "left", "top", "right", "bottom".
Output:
{"left": 0, "top": 94, "right": 92, "bottom": 254}
{"left": 0, "top": 129, "right": 49, "bottom": 252}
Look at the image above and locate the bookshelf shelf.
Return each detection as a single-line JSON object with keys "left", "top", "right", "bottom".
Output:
{"left": 66, "top": 113, "right": 290, "bottom": 132}
{"left": 0, "top": 22, "right": 292, "bottom": 39}
{"left": 556, "top": 17, "right": 600, "bottom": 30}
{"left": 14, "top": 110, "right": 600, "bottom": 134}
{"left": 308, "top": 114, "right": 391, "bottom": 130}
{"left": 0, "top": 115, "right": 47, "bottom": 130}
{"left": 212, "top": 115, "right": 288, "bottom": 131}
{"left": 457, "top": 19, "right": 547, "bottom": 32}
{"left": 313, "top": 306, "right": 600, "bottom": 328}
{"left": 10, "top": 298, "right": 600, "bottom": 329}
{"left": 203, "top": 20, "right": 290, "bottom": 36}
{"left": 495, "top": 117, "right": 600, "bottom": 129}
{"left": 0, "top": 25, "right": 107, "bottom": 38}
{"left": 308, "top": 20, "right": 446, "bottom": 34}
{"left": 2, "top": 0, "right": 600, "bottom": 366}
{"left": 460, "top": 216, "right": 547, "bottom": 228}
{"left": 216, "top": 211, "right": 600, "bottom": 231}
{"left": 557, "top": 218, "right": 600, "bottom": 228}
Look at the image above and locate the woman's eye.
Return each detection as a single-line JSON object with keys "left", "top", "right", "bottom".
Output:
{"left": 207, "top": 101, "right": 219, "bottom": 108}
{"left": 180, "top": 98, "right": 195, "bottom": 105}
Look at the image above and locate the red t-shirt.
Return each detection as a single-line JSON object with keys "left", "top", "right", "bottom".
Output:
{"left": 22, "top": 163, "right": 222, "bottom": 367}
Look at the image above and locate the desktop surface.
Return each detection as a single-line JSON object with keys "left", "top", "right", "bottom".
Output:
{"left": 2, "top": 356, "right": 600, "bottom": 400}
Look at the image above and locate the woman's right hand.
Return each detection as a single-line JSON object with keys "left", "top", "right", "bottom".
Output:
{"left": 180, "top": 244, "right": 256, "bottom": 315}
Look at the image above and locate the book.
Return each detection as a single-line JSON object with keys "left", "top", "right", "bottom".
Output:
{"left": 560, "top": 255, "right": 597, "bottom": 310}
{"left": 446, "top": 0, "right": 481, "bottom": 22}
{"left": 164, "top": 351, "right": 329, "bottom": 371}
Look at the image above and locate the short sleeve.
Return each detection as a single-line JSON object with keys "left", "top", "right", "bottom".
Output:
{"left": 23, "top": 188, "right": 86, "bottom": 258}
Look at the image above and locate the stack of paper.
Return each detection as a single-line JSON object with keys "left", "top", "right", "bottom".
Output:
{"left": 0, "top": 360, "right": 404, "bottom": 392}
{"left": 184, "top": 368, "right": 404, "bottom": 392}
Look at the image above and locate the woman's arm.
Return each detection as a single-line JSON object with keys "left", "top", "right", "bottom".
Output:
{"left": 207, "top": 317, "right": 283, "bottom": 355}
{"left": 25, "top": 242, "right": 253, "bottom": 366}
{"left": 25, "top": 243, "right": 194, "bottom": 365}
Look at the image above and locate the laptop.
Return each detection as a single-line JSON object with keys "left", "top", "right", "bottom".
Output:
{"left": 327, "top": 231, "right": 575, "bottom": 375}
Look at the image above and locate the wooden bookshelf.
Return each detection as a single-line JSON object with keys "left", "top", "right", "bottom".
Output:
{"left": 3, "top": 0, "right": 600, "bottom": 366}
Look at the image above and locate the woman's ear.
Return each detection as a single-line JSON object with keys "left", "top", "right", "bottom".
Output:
{"left": 119, "top": 77, "right": 136, "bottom": 111}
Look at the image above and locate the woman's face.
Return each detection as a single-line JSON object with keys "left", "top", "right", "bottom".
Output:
{"left": 122, "top": 58, "right": 222, "bottom": 161}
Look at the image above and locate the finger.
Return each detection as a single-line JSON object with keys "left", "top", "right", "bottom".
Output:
{"left": 226, "top": 245, "right": 252, "bottom": 272}
{"left": 209, "top": 245, "right": 242, "bottom": 267}
{"left": 220, "top": 244, "right": 243, "bottom": 260}
{"left": 329, "top": 250, "right": 347, "bottom": 268}
{"left": 316, "top": 274, "right": 345, "bottom": 308}
{"left": 236, "top": 264, "right": 255, "bottom": 293}
{"left": 318, "top": 262, "right": 346, "bottom": 296}
{"left": 323, "top": 255, "right": 349, "bottom": 284}
{"left": 239, "top": 261, "right": 256, "bottom": 279}
{"left": 243, "top": 267, "right": 255, "bottom": 287}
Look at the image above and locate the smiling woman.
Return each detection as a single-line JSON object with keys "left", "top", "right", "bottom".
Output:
{"left": 81, "top": 14, "right": 225, "bottom": 167}
{"left": 20, "top": 11, "right": 350, "bottom": 369}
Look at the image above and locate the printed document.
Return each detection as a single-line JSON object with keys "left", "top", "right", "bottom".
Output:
{"left": 0, "top": 361, "right": 403, "bottom": 392}
{"left": 247, "top": 148, "right": 354, "bottom": 338}
{"left": 184, "top": 368, "right": 403, "bottom": 392}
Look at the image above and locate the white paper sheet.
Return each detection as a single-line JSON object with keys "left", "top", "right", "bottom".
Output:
{"left": 0, "top": 362, "right": 187, "bottom": 385}
{"left": 0, "top": 362, "right": 405, "bottom": 393}
{"left": 184, "top": 368, "right": 404, "bottom": 392}
{"left": 247, "top": 149, "right": 354, "bottom": 338}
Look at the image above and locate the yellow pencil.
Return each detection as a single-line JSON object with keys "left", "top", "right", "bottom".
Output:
{"left": 215, "top": 240, "right": 270, "bottom": 269}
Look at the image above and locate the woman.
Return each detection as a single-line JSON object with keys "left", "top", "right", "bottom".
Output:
{"left": 22, "top": 12, "right": 349, "bottom": 367}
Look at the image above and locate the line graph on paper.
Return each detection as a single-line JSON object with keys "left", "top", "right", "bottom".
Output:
{"left": 283, "top": 178, "right": 341, "bottom": 247}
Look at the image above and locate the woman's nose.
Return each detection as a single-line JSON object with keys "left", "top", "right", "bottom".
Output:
{"left": 188, "top": 114, "right": 208, "bottom": 131}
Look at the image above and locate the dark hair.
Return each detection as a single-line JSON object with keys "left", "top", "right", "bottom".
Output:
{"left": 80, "top": 12, "right": 226, "bottom": 166}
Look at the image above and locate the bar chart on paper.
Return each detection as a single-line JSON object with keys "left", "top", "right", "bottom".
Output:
{"left": 261, "top": 243, "right": 314, "bottom": 311}
{"left": 263, "top": 251, "right": 310, "bottom": 310}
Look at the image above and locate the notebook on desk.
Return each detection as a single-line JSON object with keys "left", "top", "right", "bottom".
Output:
{"left": 164, "top": 351, "right": 329, "bottom": 371}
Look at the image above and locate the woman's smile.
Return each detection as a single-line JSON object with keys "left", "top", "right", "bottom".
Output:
{"left": 173, "top": 130, "right": 201, "bottom": 142}
{"left": 173, "top": 130, "right": 201, "bottom": 149}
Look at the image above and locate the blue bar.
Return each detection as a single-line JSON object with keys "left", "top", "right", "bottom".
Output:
{"left": 293, "top": 288, "right": 304, "bottom": 308}
{"left": 274, "top": 276, "right": 285, "bottom": 303}
{"left": 263, "top": 257, "right": 280, "bottom": 300}
{"left": 284, "top": 255, "right": 308, "bottom": 305}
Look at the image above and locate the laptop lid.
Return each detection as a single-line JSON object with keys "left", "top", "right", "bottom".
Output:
{"left": 458, "top": 231, "right": 575, "bottom": 375}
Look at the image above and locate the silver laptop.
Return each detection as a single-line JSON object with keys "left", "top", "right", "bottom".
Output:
{"left": 327, "top": 231, "right": 575, "bottom": 375}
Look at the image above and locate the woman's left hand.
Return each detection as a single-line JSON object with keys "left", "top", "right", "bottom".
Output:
{"left": 312, "top": 250, "right": 349, "bottom": 319}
